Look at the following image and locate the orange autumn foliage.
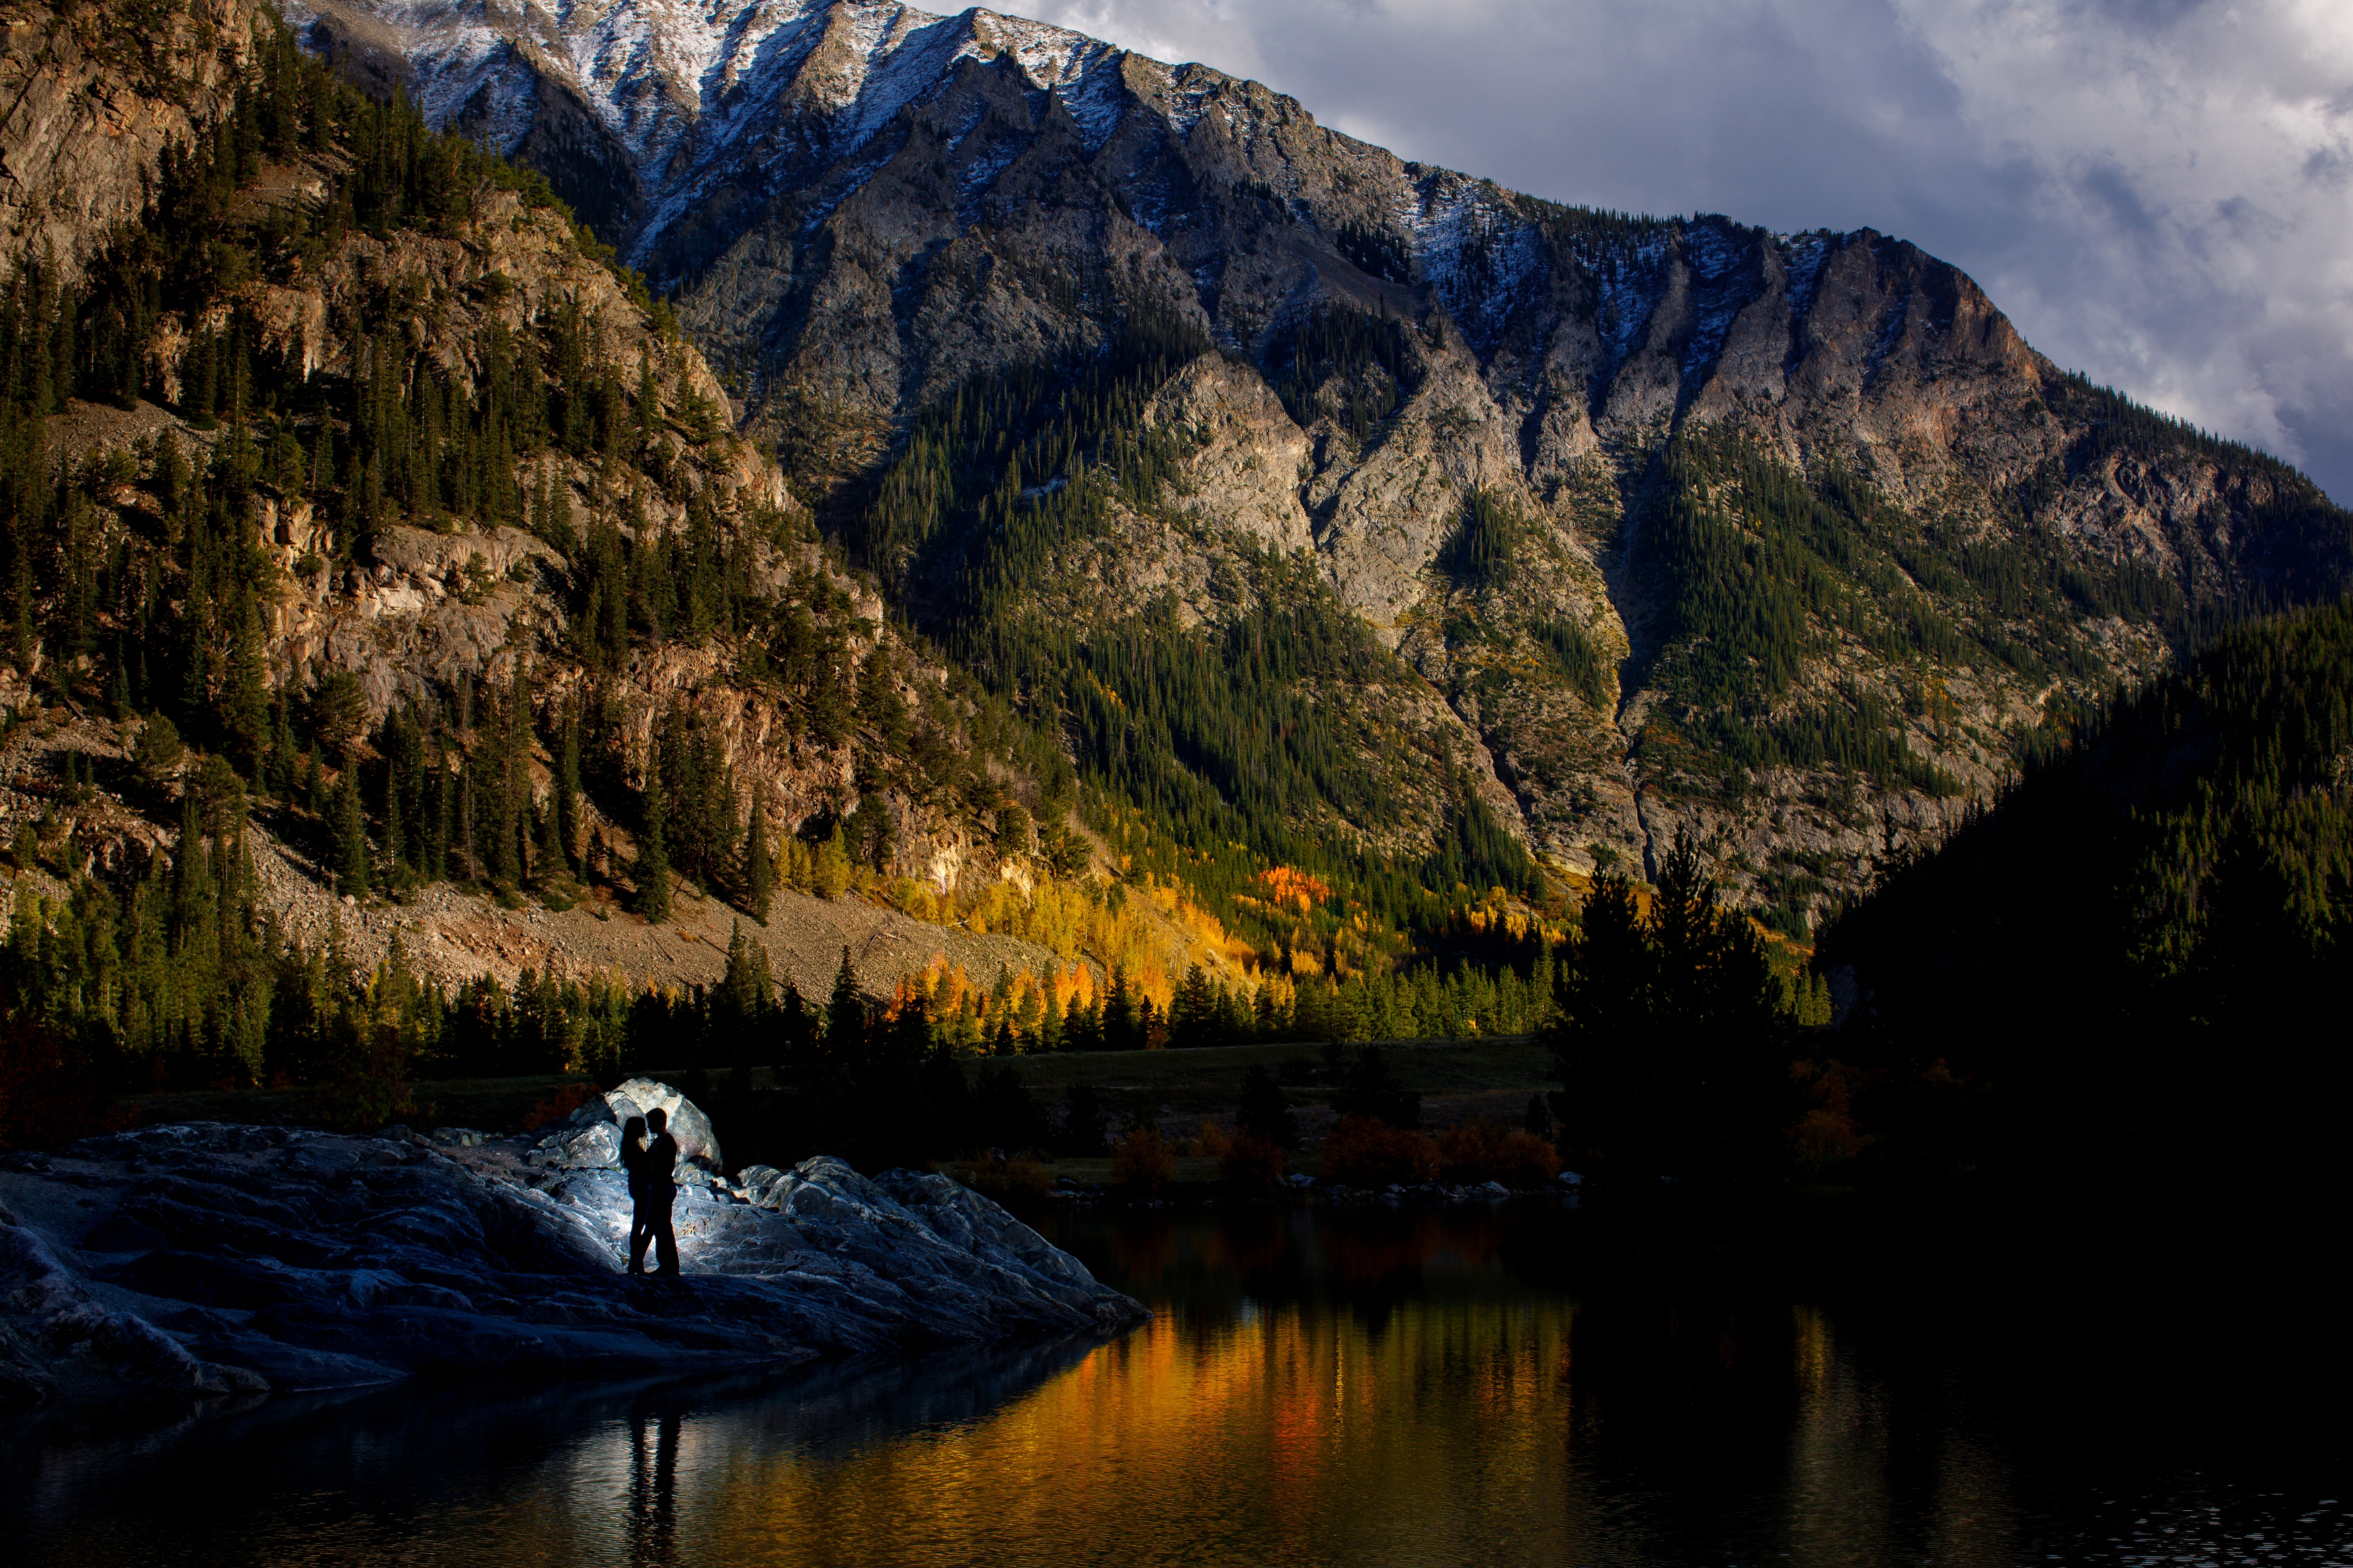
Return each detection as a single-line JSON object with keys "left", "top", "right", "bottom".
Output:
{"left": 1320, "top": 1116, "right": 1439, "bottom": 1186}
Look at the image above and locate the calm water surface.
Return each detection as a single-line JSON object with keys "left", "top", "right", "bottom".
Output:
{"left": 10, "top": 1200, "right": 2347, "bottom": 1566}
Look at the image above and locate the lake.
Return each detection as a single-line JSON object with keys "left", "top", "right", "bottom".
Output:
{"left": 9, "top": 1196, "right": 2348, "bottom": 1566}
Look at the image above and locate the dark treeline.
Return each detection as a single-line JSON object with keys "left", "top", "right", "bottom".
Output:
{"left": 1540, "top": 831, "right": 1830, "bottom": 1182}
{"left": 1269, "top": 302, "right": 1414, "bottom": 438}
{"left": 644, "top": 932, "right": 1566, "bottom": 1172}
{"left": 1814, "top": 595, "right": 2353, "bottom": 1196}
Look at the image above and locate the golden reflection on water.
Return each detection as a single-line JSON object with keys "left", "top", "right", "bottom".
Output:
{"left": 5, "top": 1206, "right": 2091, "bottom": 1568}
{"left": 699, "top": 1300, "right": 1581, "bottom": 1568}
{"left": 516, "top": 1212, "right": 2029, "bottom": 1568}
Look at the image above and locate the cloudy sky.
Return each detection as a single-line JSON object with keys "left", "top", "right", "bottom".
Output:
{"left": 1027, "top": 0, "right": 2353, "bottom": 500}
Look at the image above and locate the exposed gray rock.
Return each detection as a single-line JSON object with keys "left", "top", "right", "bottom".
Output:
{"left": 0, "top": 1091, "right": 1142, "bottom": 1408}
{"left": 736, "top": 1164, "right": 790, "bottom": 1208}
{"left": 0, "top": 1212, "right": 269, "bottom": 1407}
{"left": 528, "top": 1121, "right": 621, "bottom": 1171}
{"left": 567, "top": 1098, "right": 618, "bottom": 1130}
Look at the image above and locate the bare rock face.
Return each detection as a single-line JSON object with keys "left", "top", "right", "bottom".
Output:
{"left": 0, "top": 0, "right": 268, "bottom": 282}
{"left": 0, "top": 1097, "right": 1143, "bottom": 1409}
{"left": 1147, "top": 356, "right": 1314, "bottom": 555}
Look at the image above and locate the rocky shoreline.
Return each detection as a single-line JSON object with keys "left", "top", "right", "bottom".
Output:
{"left": 0, "top": 1082, "right": 1145, "bottom": 1409}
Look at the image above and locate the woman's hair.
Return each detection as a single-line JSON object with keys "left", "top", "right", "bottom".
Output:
{"left": 621, "top": 1114, "right": 648, "bottom": 1149}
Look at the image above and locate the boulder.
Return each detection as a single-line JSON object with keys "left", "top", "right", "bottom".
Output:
{"left": 533, "top": 1079, "right": 723, "bottom": 1174}
{"left": 606, "top": 1077, "right": 723, "bottom": 1171}
{"left": 736, "top": 1165, "right": 789, "bottom": 1206}
{"left": 565, "top": 1097, "right": 617, "bottom": 1129}
{"left": 534, "top": 1121, "right": 622, "bottom": 1171}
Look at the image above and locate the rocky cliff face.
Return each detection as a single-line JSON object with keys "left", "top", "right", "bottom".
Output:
{"left": 1, "top": 0, "right": 270, "bottom": 278}
{"left": 292, "top": 0, "right": 2353, "bottom": 918}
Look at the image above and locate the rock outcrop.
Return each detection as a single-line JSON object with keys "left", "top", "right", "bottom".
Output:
{"left": 0, "top": 1083, "right": 1143, "bottom": 1409}
{"left": 0, "top": 0, "right": 270, "bottom": 279}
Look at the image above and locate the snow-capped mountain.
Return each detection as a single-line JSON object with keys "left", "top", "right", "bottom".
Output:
{"left": 289, "top": 0, "right": 2350, "bottom": 905}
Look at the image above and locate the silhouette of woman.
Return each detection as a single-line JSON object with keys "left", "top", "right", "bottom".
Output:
{"left": 620, "top": 1115, "right": 654, "bottom": 1276}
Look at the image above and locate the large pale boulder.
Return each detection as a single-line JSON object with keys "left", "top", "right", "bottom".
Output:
{"left": 605, "top": 1078, "right": 723, "bottom": 1171}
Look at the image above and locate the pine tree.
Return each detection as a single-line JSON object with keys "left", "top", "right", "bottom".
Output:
{"left": 1172, "top": 963, "right": 1213, "bottom": 1047}
{"left": 637, "top": 349, "right": 659, "bottom": 452}
{"left": 828, "top": 944, "right": 863, "bottom": 1065}
{"left": 1104, "top": 966, "right": 1137, "bottom": 1053}
{"left": 744, "top": 802, "right": 773, "bottom": 924}
{"left": 555, "top": 708, "right": 582, "bottom": 872}
{"left": 637, "top": 749, "right": 672, "bottom": 921}
{"left": 225, "top": 606, "right": 269, "bottom": 776}
{"left": 427, "top": 733, "right": 451, "bottom": 880}
{"left": 535, "top": 796, "right": 565, "bottom": 886}
{"left": 383, "top": 780, "right": 405, "bottom": 880}
{"left": 330, "top": 774, "right": 371, "bottom": 896}
{"left": 720, "top": 920, "right": 770, "bottom": 1026}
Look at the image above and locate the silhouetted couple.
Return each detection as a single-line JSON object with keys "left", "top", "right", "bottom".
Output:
{"left": 621, "top": 1110, "right": 680, "bottom": 1278}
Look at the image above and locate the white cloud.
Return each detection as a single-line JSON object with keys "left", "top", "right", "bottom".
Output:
{"left": 1020, "top": 0, "right": 2353, "bottom": 499}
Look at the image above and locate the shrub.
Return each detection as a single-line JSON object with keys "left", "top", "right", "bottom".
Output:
{"left": 132, "top": 712, "right": 184, "bottom": 789}
{"left": 1494, "top": 1130, "right": 1561, "bottom": 1188}
{"left": 1218, "top": 1132, "right": 1286, "bottom": 1196}
{"left": 1435, "top": 1121, "right": 1559, "bottom": 1187}
{"left": 523, "top": 1081, "right": 600, "bottom": 1132}
{"left": 1111, "top": 1127, "right": 1176, "bottom": 1194}
{"left": 1320, "top": 1115, "right": 1438, "bottom": 1186}
{"left": 1193, "top": 1118, "right": 1233, "bottom": 1157}
{"left": 955, "top": 1150, "right": 1052, "bottom": 1207}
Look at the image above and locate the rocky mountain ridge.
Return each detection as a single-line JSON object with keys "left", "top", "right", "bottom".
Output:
{"left": 285, "top": 0, "right": 2353, "bottom": 921}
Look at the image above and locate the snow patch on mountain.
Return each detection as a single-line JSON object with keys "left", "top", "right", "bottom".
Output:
{"left": 1783, "top": 231, "right": 1835, "bottom": 333}
{"left": 306, "top": 1, "right": 1143, "bottom": 264}
{"left": 1680, "top": 218, "right": 1755, "bottom": 383}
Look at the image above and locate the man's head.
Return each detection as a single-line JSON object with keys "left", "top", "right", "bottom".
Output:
{"left": 647, "top": 1108, "right": 668, "bottom": 1134}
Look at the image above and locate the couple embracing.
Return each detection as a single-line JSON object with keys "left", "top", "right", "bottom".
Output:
{"left": 620, "top": 1110, "right": 680, "bottom": 1277}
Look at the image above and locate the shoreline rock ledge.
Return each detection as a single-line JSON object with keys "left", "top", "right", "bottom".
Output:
{"left": 0, "top": 1081, "right": 1146, "bottom": 1408}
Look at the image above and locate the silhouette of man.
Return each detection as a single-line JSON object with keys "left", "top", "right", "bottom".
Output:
{"left": 627, "top": 1107, "right": 682, "bottom": 1278}
{"left": 621, "top": 1115, "right": 653, "bottom": 1275}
